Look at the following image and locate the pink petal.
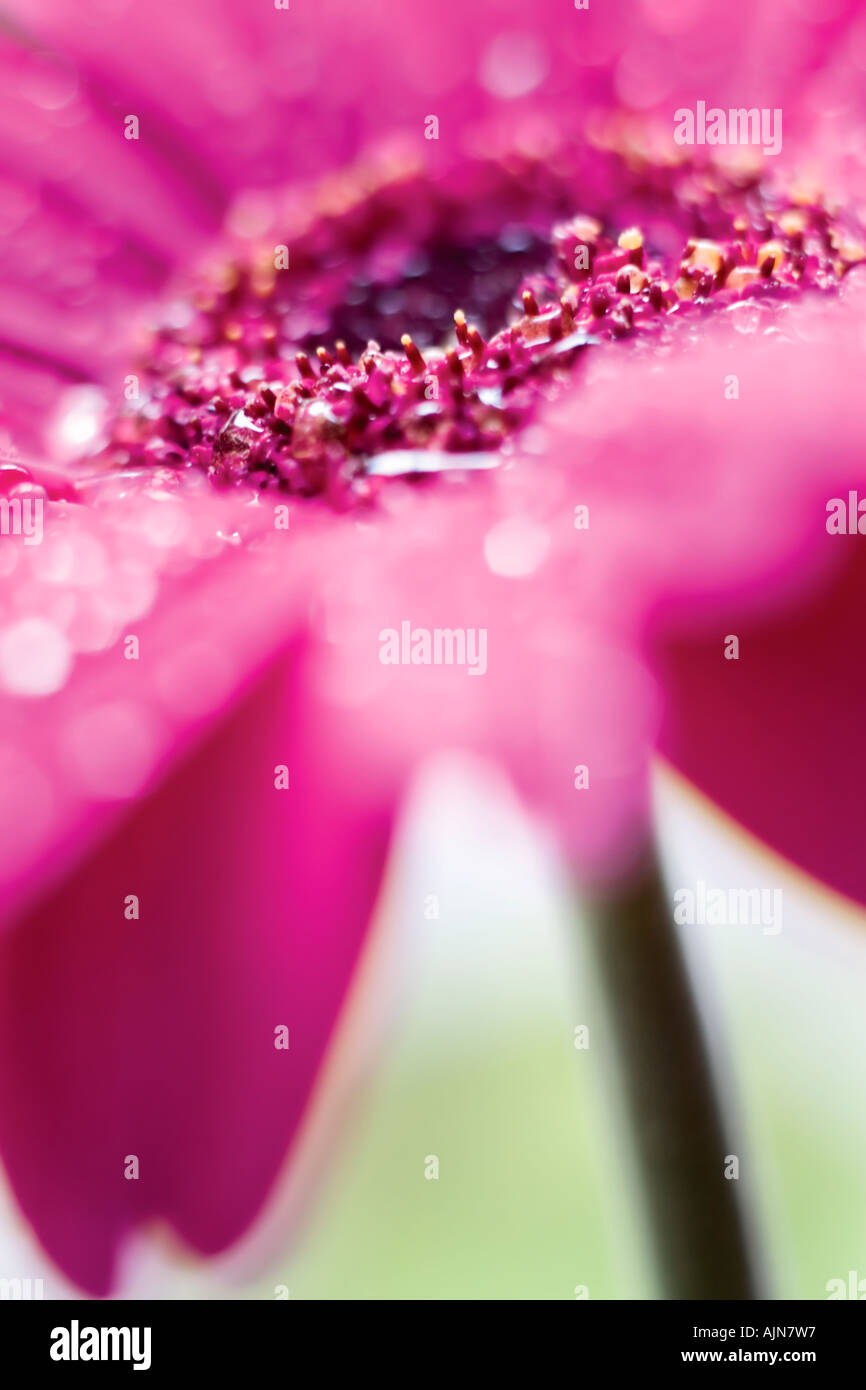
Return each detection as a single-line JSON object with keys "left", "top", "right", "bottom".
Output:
{"left": 512, "top": 280, "right": 866, "bottom": 887}
{"left": 0, "top": 476, "right": 398, "bottom": 1292}
{"left": 656, "top": 546, "right": 866, "bottom": 909}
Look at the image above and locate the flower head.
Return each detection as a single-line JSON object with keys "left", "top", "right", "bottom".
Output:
{"left": 1, "top": 0, "right": 866, "bottom": 1294}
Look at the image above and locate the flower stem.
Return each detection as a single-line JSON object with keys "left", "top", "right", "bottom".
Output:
{"left": 586, "top": 856, "right": 761, "bottom": 1299}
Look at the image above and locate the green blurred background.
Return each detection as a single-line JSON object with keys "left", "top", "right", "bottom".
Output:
{"left": 241, "top": 759, "right": 866, "bottom": 1301}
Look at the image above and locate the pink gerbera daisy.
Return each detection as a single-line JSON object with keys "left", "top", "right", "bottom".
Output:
{"left": 1, "top": 0, "right": 865, "bottom": 1298}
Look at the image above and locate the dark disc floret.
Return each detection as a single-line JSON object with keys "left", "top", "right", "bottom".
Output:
{"left": 88, "top": 139, "right": 866, "bottom": 508}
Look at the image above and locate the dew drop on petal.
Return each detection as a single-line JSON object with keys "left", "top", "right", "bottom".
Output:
{"left": 519, "top": 425, "right": 551, "bottom": 456}
{"left": 479, "top": 32, "right": 549, "bottom": 99}
{"left": 11, "top": 581, "right": 77, "bottom": 631}
{"left": 36, "top": 533, "right": 77, "bottom": 585}
{"left": 67, "top": 531, "right": 109, "bottom": 588}
{"left": 484, "top": 517, "right": 550, "bottom": 577}
{"left": 20, "top": 52, "right": 79, "bottom": 111}
{"left": 49, "top": 386, "right": 108, "bottom": 460}
{"left": 0, "top": 617, "right": 72, "bottom": 696}
{"left": 138, "top": 496, "right": 190, "bottom": 549}
{"left": 366, "top": 450, "right": 500, "bottom": 477}
{"left": 98, "top": 561, "right": 158, "bottom": 624}
{"left": 226, "top": 190, "right": 275, "bottom": 240}
{"left": 65, "top": 597, "right": 122, "bottom": 654}
{"left": 63, "top": 701, "right": 159, "bottom": 800}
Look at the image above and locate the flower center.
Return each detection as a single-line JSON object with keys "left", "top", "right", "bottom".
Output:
{"left": 93, "top": 142, "right": 864, "bottom": 509}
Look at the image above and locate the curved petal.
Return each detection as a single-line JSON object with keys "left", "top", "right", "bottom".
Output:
{"left": 640, "top": 283, "right": 866, "bottom": 908}
{"left": 0, "top": 473, "right": 402, "bottom": 1293}
{"left": 512, "top": 281, "right": 866, "bottom": 887}
{"left": 0, "top": 643, "right": 395, "bottom": 1295}
{"left": 0, "top": 642, "right": 395, "bottom": 1294}
{"left": 655, "top": 546, "right": 866, "bottom": 910}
